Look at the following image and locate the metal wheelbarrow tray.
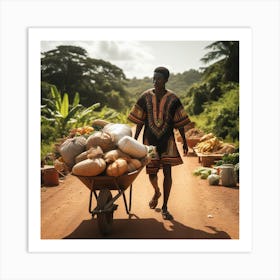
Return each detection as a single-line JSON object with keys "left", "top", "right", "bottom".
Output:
{"left": 73, "top": 167, "right": 143, "bottom": 235}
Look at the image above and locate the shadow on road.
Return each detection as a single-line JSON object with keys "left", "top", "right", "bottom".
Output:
{"left": 63, "top": 216, "right": 231, "bottom": 239}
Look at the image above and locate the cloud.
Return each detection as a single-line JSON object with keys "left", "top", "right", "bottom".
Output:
{"left": 40, "top": 40, "right": 213, "bottom": 79}
{"left": 41, "top": 41, "right": 156, "bottom": 78}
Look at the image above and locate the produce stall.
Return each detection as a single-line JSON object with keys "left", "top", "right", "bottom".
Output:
{"left": 194, "top": 148, "right": 224, "bottom": 167}
{"left": 193, "top": 133, "right": 236, "bottom": 167}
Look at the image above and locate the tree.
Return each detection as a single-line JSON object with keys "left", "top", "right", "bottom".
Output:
{"left": 41, "top": 45, "right": 129, "bottom": 109}
{"left": 213, "top": 107, "right": 239, "bottom": 141}
{"left": 201, "top": 41, "right": 239, "bottom": 82}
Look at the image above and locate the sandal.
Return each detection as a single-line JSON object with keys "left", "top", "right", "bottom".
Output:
{"left": 161, "top": 209, "right": 173, "bottom": 220}
{"left": 149, "top": 192, "right": 161, "bottom": 209}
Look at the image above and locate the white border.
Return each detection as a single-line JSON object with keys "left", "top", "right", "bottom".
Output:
{"left": 28, "top": 27, "right": 252, "bottom": 253}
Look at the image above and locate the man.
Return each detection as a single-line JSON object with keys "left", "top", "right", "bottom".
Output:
{"left": 128, "top": 66, "right": 191, "bottom": 220}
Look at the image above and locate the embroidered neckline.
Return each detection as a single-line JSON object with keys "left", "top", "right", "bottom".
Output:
{"left": 145, "top": 89, "right": 177, "bottom": 139}
{"left": 151, "top": 90, "right": 172, "bottom": 128}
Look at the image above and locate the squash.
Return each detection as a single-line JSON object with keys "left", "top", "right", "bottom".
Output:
{"left": 208, "top": 174, "right": 220, "bottom": 185}
{"left": 127, "top": 159, "right": 142, "bottom": 173}
{"left": 106, "top": 158, "right": 128, "bottom": 177}
{"left": 104, "top": 149, "right": 131, "bottom": 163}
{"left": 72, "top": 158, "right": 106, "bottom": 176}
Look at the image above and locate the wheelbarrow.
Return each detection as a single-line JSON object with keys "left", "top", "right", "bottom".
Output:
{"left": 73, "top": 167, "right": 143, "bottom": 235}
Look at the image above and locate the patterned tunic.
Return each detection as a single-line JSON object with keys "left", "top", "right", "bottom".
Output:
{"left": 128, "top": 88, "right": 191, "bottom": 173}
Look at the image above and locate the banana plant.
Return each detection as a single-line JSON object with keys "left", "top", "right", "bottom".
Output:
{"left": 41, "top": 85, "right": 100, "bottom": 137}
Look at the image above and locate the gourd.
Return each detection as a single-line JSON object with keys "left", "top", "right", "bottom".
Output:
{"left": 72, "top": 158, "right": 106, "bottom": 176}
{"left": 127, "top": 159, "right": 142, "bottom": 173}
{"left": 104, "top": 149, "right": 131, "bottom": 163}
{"left": 208, "top": 174, "right": 220, "bottom": 185}
{"left": 200, "top": 171, "right": 210, "bottom": 179}
{"left": 106, "top": 158, "right": 128, "bottom": 177}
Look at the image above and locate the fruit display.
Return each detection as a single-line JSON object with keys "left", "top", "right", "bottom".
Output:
{"left": 69, "top": 126, "right": 94, "bottom": 137}
{"left": 194, "top": 133, "right": 235, "bottom": 154}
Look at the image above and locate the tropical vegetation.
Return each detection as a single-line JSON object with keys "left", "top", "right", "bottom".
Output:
{"left": 41, "top": 41, "right": 239, "bottom": 161}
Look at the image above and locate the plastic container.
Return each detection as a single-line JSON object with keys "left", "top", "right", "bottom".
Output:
{"left": 220, "top": 164, "right": 236, "bottom": 187}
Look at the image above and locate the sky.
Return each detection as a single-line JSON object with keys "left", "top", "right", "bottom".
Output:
{"left": 41, "top": 41, "right": 214, "bottom": 79}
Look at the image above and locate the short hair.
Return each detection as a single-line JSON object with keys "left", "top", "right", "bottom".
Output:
{"left": 154, "top": 66, "right": 170, "bottom": 80}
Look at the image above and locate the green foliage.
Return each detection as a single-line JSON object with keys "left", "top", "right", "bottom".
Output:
{"left": 41, "top": 45, "right": 129, "bottom": 109}
{"left": 187, "top": 83, "right": 239, "bottom": 143}
{"left": 215, "top": 153, "right": 239, "bottom": 166}
{"left": 213, "top": 107, "right": 239, "bottom": 140}
{"left": 201, "top": 41, "right": 239, "bottom": 83}
{"left": 125, "top": 69, "right": 202, "bottom": 102}
{"left": 184, "top": 83, "right": 208, "bottom": 115}
{"left": 91, "top": 106, "right": 129, "bottom": 125}
{"left": 41, "top": 85, "right": 100, "bottom": 137}
{"left": 167, "top": 70, "right": 202, "bottom": 96}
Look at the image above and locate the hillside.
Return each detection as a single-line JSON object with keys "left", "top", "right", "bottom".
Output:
{"left": 124, "top": 69, "right": 202, "bottom": 103}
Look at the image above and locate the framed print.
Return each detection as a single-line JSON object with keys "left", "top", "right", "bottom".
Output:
{"left": 28, "top": 27, "right": 252, "bottom": 253}
{"left": 1, "top": 0, "right": 280, "bottom": 279}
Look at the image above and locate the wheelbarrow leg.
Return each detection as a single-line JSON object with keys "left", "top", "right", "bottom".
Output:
{"left": 88, "top": 190, "right": 98, "bottom": 216}
{"left": 129, "top": 184, "right": 133, "bottom": 212}
{"left": 96, "top": 189, "right": 114, "bottom": 235}
{"left": 120, "top": 184, "right": 132, "bottom": 215}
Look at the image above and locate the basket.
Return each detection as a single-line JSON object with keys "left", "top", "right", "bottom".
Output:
{"left": 187, "top": 138, "right": 200, "bottom": 149}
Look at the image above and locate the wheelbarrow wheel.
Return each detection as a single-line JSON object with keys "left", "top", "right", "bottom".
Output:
{"left": 97, "top": 189, "right": 113, "bottom": 235}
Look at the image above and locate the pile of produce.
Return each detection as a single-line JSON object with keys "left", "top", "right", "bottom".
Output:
{"left": 215, "top": 152, "right": 239, "bottom": 166}
{"left": 192, "top": 167, "right": 220, "bottom": 185}
{"left": 193, "top": 167, "right": 217, "bottom": 178}
{"left": 194, "top": 133, "right": 235, "bottom": 154}
{"left": 69, "top": 126, "right": 94, "bottom": 137}
{"left": 58, "top": 122, "right": 156, "bottom": 177}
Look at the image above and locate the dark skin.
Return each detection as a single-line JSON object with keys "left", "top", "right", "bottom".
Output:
{"left": 134, "top": 73, "right": 188, "bottom": 219}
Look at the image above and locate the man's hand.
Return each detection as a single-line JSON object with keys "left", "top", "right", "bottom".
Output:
{"left": 182, "top": 141, "right": 188, "bottom": 155}
{"left": 178, "top": 127, "right": 188, "bottom": 155}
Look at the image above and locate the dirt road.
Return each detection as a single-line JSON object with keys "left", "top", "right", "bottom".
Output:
{"left": 41, "top": 144, "right": 239, "bottom": 239}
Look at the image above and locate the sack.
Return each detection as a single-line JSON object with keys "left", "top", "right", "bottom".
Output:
{"left": 106, "top": 158, "right": 128, "bottom": 177}
{"left": 118, "top": 136, "right": 148, "bottom": 158}
{"left": 72, "top": 158, "right": 106, "bottom": 176}
{"left": 86, "top": 131, "right": 116, "bottom": 152}
{"left": 103, "top": 123, "right": 132, "bottom": 143}
{"left": 127, "top": 159, "right": 142, "bottom": 173}
{"left": 92, "top": 119, "right": 110, "bottom": 128}
{"left": 59, "top": 136, "right": 87, "bottom": 169}
{"left": 104, "top": 149, "right": 131, "bottom": 164}
{"left": 87, "top": 146, "right": 104, "bottom": 159}
{"left": 75, "top": 146, "right": 104, "bottom": 163}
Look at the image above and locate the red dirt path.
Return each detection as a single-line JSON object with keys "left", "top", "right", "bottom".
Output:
{"left": 41, "top": 143, "right": 239, "bottom": 239}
